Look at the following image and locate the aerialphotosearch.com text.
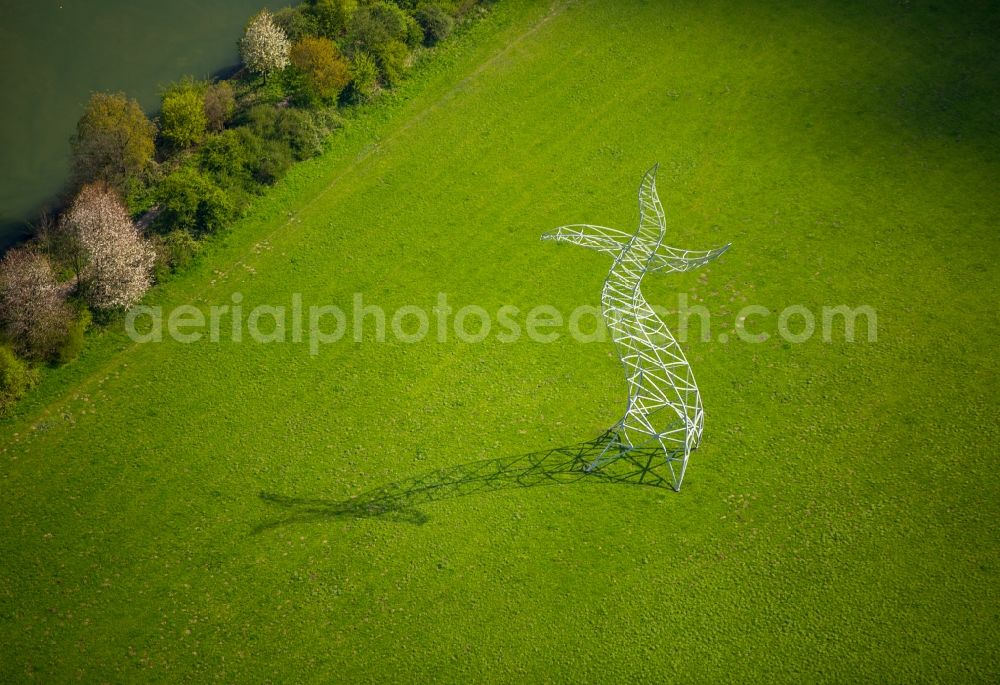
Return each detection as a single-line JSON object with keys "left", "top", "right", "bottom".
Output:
{"left": 124, "top": 292, "right": 877, "bottom": 356}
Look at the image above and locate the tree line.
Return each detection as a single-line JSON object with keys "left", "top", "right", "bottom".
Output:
{"left": 0, "top": 0, "right": 490, "bottom": 413}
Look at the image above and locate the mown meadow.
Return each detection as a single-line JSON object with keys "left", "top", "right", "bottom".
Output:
{"left": 2, "top": 0, "right": 998, "bottom": 680}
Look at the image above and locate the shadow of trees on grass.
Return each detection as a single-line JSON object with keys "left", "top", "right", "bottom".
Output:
{"left": 255, "top": 434, "right": 672, "bottom": 531}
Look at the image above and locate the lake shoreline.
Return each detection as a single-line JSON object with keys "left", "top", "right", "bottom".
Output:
{"left": 0, "top": 1, "right": 287, "bottom": 249}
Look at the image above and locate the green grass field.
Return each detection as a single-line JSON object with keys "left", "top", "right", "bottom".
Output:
{"left": 2, "top": 0, "right": 999, "bottom": 680}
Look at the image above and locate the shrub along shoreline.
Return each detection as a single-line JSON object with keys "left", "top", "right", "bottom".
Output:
{"left": 0, "top": 0, "right": 494, "bottom": 414}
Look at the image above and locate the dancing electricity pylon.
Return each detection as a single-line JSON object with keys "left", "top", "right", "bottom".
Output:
{"left": 542, "top": 164, "right": 730, "bottom": 491}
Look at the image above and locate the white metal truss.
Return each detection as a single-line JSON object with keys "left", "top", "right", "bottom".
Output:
{"left": 543, "top": 164, "right": 730, "bottom": 491}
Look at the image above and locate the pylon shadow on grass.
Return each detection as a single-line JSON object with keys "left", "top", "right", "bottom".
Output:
{"left": 254, "top": 433, "right": 673, "bottom": 531}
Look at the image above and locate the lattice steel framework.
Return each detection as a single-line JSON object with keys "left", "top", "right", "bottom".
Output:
{"left": 543, "top": 164, "right": 730, "bottom": 491}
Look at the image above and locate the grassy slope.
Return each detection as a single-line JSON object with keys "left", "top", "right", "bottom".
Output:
{"left": 2, "top": 0, "right": 999, "bottom": 680}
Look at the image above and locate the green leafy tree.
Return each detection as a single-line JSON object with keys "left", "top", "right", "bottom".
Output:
{"left": 273, "top": 5, "right": 320, "bottom": 41}
{"left": 308, "top": 0, "right": 357, "bottom": 39}
{"left": 160, "top": 79, "right": 208, "bottom": 149}
{"left": 70, "top": 92, "right": 156, "bottom": 189}
{"left": 346, "top": 1, "right": 409, "bottom": 53}
{"left": 203, "top": 80, "right": 236, "bottom": 132}
{"left": 415, "top": 4, "right": 453, "bottom": 46}
{"left": 290, "top": 36, "right": 351, "bottom": 103}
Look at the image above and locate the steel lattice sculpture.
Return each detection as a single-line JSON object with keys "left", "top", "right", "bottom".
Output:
{"left": 543, "top": 164, "right": 730, "bottom": 491}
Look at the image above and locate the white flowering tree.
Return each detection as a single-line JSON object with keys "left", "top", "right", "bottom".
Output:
{"left": 0, "top": 248, "right": 70, "bottom": 357}
{"left": 62, "top": 184, "right": 154, "bottom": 311}
{"left": 241, "top": 9, "right": 291, "bottom": 78}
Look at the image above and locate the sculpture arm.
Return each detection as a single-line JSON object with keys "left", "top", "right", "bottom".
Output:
{"left": 543, "top": 224, "right": 731, "bottom": 271}
{"left": 541, "top": 224, "right": 634, "bottom": 256}
{"left": 648, "top": 243, "right": 732, "bottom": 273}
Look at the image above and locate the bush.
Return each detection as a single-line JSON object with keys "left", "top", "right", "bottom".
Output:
{"left": 415, "top": 4, "right": 453, "bottom": 46}
{"left": 309, "top": 0, "right": 357, "bottom": 39}
{"left": 71, "top": 92, "right": 156, "bottom": 190}
{"left": 156, "top": 166, "right": 235, "bottom": 236}
{"left": 273, "top": 5, "right": 320, "bottom": 42}
{"left": 226, "top": 126, "right": 292, "bottom": 186}
{"left": 0, "top": 345, "right": 38, "bottom": 415}
{"left": 151, "top": 229, "right": 201, "bottom": 279}
{"left": 242, "top": 104, "right": 340, "bottom": 162}
{"left": 200, "top": 129, "right": 255, "bottom": 188}
{"left": 242, "top": 103, "right": 281, "bottom": 136}
{"left": 290, "top": 36, "right": 351, "bottom": 104}
{"left": 347, "top": 1, "right": 409, "bottom": 52}
{"left": 253, "top": 74, "right": 290, "bottom": 105}
{"left": 55, "top": 305, "right": 91, "bottom": 365}
{"left": 277, "top": 108, "right": 327, "bottom": 159}
{"left": 204, "top": 81, "right": 236, "bottom": 132}
{"left": 349, "top": 52, "right": 379, "bottom": 101}
{"left": 253, "top": 137, "right": 296, "bottom": 184}
{"left": 212, "top": 114, "right": 291, "bottom": 186}
{"left": 160, "top": 79, "right": 207, "bottom": 149}
{"left": 311, "top": 106, "right": 345, "bottom": 134}
{"left": 404, "top": 14, "right": 424, "bottom": 49}
{"left": 373, "top": 39, "right": 410, "bottom": 86}
{"left": 123, "top": 169, "right": 160, "bottom": 217}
